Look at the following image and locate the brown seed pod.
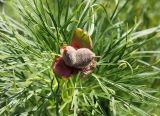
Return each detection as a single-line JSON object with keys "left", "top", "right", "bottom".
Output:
{"left": 74, "top": 48, "right": 95, "bottom": 68}
{"left": 61, "top": 46, "right": 77, "bottom": 67}
{"left": 61, "top": 46, "right": 95, "bottom": 69}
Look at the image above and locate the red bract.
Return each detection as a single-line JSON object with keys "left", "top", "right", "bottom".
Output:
{"left": 52, "top": 28, "right": 96, "bottom": 79}
{"left": 52, "top": 57, "right": 79, "bottom": 79}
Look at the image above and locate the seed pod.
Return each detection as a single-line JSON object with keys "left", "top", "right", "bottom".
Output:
{"left": 74, "top": 48, "right": 95, "bottom": 68}
{"left": 61, "top": 46, "right": 77, "bottom": 67}
{"left": 61, "top": 46, "right": 95, "bottom": 69}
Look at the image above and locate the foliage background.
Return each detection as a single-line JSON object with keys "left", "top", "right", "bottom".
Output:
{"left": 0, "top": 0, "right": 160, "bottom": 115}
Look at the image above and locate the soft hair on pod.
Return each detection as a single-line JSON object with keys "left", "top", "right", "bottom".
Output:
{"left": 61, "top": 46, "right": 95, "bottom": 68}
{"left": 61, "top": 46, "right": 77, "bottom": 67}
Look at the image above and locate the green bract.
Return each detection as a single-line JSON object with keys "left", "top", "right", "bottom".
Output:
{"left": 71, "top": 28, "right": 93, "bottom": 49}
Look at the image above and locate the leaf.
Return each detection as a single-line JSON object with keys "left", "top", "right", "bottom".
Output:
{"left": 71, "top": 28, "right": 93, "bottom": 49}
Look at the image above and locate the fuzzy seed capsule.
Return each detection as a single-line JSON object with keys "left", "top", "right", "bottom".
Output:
{"left": 61, "top": 46, "right": 95, "bottom": 69}
{"left": 61, "top": 46, "right": 77, "bottom": 67}
{"left": 74, "top": 48, "right": 95, "bottom": 68}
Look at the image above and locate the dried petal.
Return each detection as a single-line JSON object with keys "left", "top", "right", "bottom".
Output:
{"left": 52, "top": 57, "right": 80, "bottom": 79}
{"left": 52, "top": 57, "right": 73, "bottom": 78}
{"left": 81, "top": 59, "right": 96, "bottom": 75}
{"left": 71, "top": 28, "right": 93, "bottom": 49}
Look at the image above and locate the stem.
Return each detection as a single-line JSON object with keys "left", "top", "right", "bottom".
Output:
{"left": 55, "top": 77, "right": 60, "bottom": 116}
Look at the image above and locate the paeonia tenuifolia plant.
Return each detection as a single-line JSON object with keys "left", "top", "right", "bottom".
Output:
{"left": 52, "top": 28, "right": 96, "bottom": 79}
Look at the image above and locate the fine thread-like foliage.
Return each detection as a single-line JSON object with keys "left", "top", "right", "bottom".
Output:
{"left": 0, "top": 0, "right": 160, "bottom": 115}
